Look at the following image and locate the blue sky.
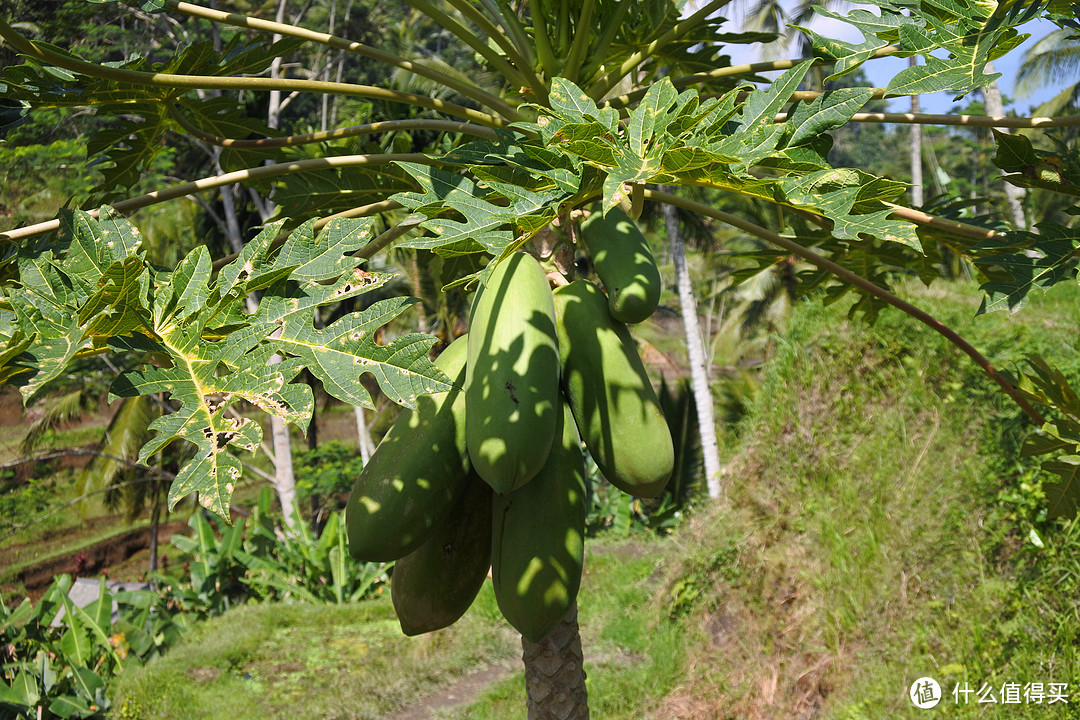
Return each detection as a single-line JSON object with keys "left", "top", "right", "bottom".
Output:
{"left": 802, "top": 14, "right": 1068, "bottom": 115}
{"left": 724, "top": 5, "right": 1070, "bottom": 116}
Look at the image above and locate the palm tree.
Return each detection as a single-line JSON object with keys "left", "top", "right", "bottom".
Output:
{"left": 660, "top": 194, "right": 724, "bottom": 498}
{"left": 1017, "top": 28, "right": 1080, "bottom": 116}
{"left": 80, "top": 395, "right": 173, "bottom": 573}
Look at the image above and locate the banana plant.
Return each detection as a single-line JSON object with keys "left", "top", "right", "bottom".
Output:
{"left": 3, "top": 0, "right": 1080, "bottom": 716}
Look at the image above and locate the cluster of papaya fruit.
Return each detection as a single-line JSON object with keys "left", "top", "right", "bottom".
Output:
{"left": 345, "top": 207, "right": 675, "bottom": 642}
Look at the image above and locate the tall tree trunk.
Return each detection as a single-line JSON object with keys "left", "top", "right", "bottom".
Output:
{"left": 148, "top": 480, "right": 161, "bottom": 574}
{"left": 661, "top": 190, "right": 723, "bottom": 499}
{"left": 329, "top": 0, "right": 356, "bottom": 128}
{"left": 267, "top": 0, "right": 288, "bottom": 130}
{"left": 909, "top": 59, "right": 924, "bottom": 208}
{"left": 321, "top": 0, "right": 337, "bottom": 132}
{"left": 270, "top": 405, "right": 298, "bottom": 524}
{"left": 354, "top": 406, "right": 376, "bottom": 464}
{"left": 260, "top": 9, "right": 301, "bottom": 528}
{"left": 982, "top": 63, "right": 1027, "bottom": 229}
{"left": 521, "top": 604, "right": 589, "bottom": 719}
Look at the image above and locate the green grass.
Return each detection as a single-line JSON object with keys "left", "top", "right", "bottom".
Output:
{"left": 110, "top": 536, "right": 685, "bottom": 720}
{"left": 655, "top": 280, "right": 1080, "bottom": 718}
{"left": 111, "top": 587, "right": 520, "bottom": 720}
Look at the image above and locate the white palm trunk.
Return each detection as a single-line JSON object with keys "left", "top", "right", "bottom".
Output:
{"left": 983, "top": 63, "right": 1027, "bottom": 229}
{"left": 661, "top": 192, "right": 723, "bottom": 498}
{"left": 910, "top": 58, "right": 924, "bottom": 208}
{"left": 354, "top": 406, "right": 376, "bottom": 464}
{"left": 270, "top": 409, "right": 298, "bottom": 524}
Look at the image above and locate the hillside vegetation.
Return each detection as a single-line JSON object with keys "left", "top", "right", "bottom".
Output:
{"left": 657, "top": 280, "right": 1080, "bottom": 719}
{"left": 112, "top": 281, "right": 1080, "bottom": 719}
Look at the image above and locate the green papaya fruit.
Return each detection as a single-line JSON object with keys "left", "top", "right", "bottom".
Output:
{"left": 391, "top": 473, "right": 493, "bottom": 636}
{"left": 466, "top": 252, "right": 560, "bottom": 493}
{"left": 580, "top": 206, "right": 662, "bottom": 324}
{"left": 491, "top": 401, "right": 587, "bottom": 643}
{"left": 553, "top": 280, "right": 674, "bottom": 499}
{"left": 346, "top": 335, "right": 471, "bottom": 562}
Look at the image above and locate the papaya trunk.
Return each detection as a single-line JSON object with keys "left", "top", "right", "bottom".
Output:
{"left": 521, "top": 603, "right": 589, "bottom": 720}
{"left": 660, "top": 190, "right": 722, "bottom": 499}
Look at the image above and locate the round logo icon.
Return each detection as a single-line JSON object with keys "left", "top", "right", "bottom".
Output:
{"left": 910, "top": 677, "right": 942, "bottom": 709}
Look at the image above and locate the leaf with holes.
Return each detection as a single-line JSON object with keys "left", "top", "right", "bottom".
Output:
{"left": 272, "top": 296, "right": 452, "bottom": 411}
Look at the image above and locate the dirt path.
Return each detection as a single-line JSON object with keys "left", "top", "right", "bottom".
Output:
{"left": 381, "top": 661, "right": 518, "bottom": 720}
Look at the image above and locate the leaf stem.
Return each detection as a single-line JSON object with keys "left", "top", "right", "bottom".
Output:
{"left": 579, "top": 0, "right": 633, "bottom": 85}
{"left": 168, "top": 0, "right": 521, "bottom": 120}
{"left": 527, "top": 0, "right": 561, "bottom": 77}
{"left": 589, "top": 0, "right": 735, "bottom": 100}
{"left": 0, "top": 17, "right": 504, "bottom": 127}
{"left": 805, "top": 111, "right": 1080, "bottom": 129}
{"left": 485, "top": 0, "right": 536, "bottom": 70}
{"left": 0, "top": 155, "right": 432, "bottom": 243}
{"left": 437, "top": 0, "right": 546, "bottom": 98}
{"left": 884, "top": 204, "right": 998, "bottom": 241}
{"left": 644, "top": 187, "right": 1045, "bottom": 425}
{"left": 563, "top": 0, "right": 596, "bottom": 82}
{"left": 402, "top": 0, "right": 530, "bottom": 90}
{"left": 168, "top": 105, "right": 497, "bottom": 147}
{"left": 439, "top": 0, "right": 527, "bottom": 69}
{"left": 605, "top": 46, "right": 899, "bottom": 109}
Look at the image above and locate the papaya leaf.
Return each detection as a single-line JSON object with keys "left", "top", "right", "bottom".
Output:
{"left": 392, "top": 163, "right": 560, "bottom": 258}
{"left": 992, "top": 129, "right": 1041, "bottom": 172}
{"left": 3, "top": 35, "right": 302, "bottom": 199}
{"left": 738, "top": 61, "right": 814, "bottom": 130}
{"left": 787, "top": 88, "right": 875, "bottom": 149}
{"left": 805, "top": 0, "right": 1042, "bottom": 95}
{"left": 627, "top": 77, "right": 681, "bottom": 157}
{"left": 972, "top": 223, "right": 1080, "bottom": 313}
{"left": 1, "top": 209, "right": 444, "bottom": 518}
{"left": 1043, "top": 456, "right": 1080, "bottom": 520}
{"left": 264, "top": 162, "right": 415, "bottom": 220}
{"left": 273, "top": 298, "right": 450, "bottom": 411}
{"left": 547, "top": 77, "right": 620, "bottom": 131}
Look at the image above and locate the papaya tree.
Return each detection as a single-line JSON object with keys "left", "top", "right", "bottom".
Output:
{"left": 3, "top": 0, "right": 1080, "bottom": 717}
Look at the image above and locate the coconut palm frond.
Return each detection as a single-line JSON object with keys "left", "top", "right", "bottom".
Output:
{"left": 1017, "top": 28, "right": 1080, "bottom": 98}
{"left": 80, "top": 395, "right": 159, "bottom": 514}
{"left": 1031, "top": 83, "right": 1080, "bottom": 118}
{"left": 20, "top": 390, "right": 89, "bottom": 454}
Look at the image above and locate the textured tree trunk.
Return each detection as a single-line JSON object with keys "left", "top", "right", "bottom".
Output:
{"left": 521, "top": 604, "right": 589, "bottom": 719}
{"left": 661, "top": 190, "right": 722, "bottom": 499}
{"left": 982, "top": 63, "right": 1027, "bottom": 229}
{"left": 329, "top": 0, "right": 356, "bottom": 128}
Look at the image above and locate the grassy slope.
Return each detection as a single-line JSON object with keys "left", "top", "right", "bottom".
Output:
{"left": 110, "top": 280, "right": 1080, "bottom": 719}
{"left": 654, "top": 280, "right": 1080, "bottom": 719}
